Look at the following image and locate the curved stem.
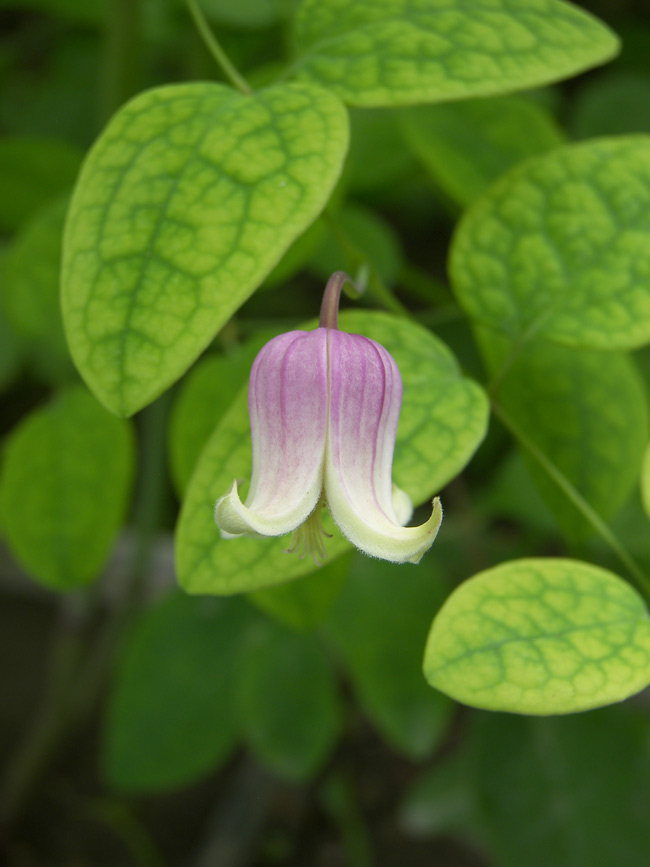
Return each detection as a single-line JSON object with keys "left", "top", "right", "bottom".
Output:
{"left": 319, "top": 271, "right": 358, "bottom": 329}
{"left": 493, "top": 401, "right": 650, "bottom": 601}
{"left": 186, "top": 0, "right": 252, "bottom": 95}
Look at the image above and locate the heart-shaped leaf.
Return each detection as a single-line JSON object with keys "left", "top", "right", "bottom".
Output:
{"left": 104, "top": 592, "right": 256, "bottom": 791}
{"left": 62, "top": 81, "right": 349, "bottom": 416}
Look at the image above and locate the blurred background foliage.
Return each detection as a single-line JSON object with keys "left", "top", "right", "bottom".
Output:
{"left": 1, "top": 0, "right": 650, "bottom": 865}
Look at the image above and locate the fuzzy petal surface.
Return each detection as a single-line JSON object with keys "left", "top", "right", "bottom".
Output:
{"left": 215, "top": 330, "right": 327, "bottom": 537}
{"left": 325, "top": 331, "right": 442, "bottom": 563}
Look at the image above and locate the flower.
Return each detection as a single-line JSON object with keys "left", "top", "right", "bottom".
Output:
{"left": 215, "top": 273, "right": 442, "bottom": 564}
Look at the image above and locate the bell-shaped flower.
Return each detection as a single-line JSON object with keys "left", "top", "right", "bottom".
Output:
{"left": 215, "top": 273, "right": 442, "bottom": 564}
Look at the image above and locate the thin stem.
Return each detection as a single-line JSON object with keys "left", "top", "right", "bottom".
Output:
{"left": 319, "top": 271, "right": 358, "bottom": 329}
{"left": 493, "top": 401, "right": 650, "bottom": 601}
{"left": 101, "top": 0, "right": 141, "bottom": 123}
{"left": 185, "top": 0, "right": 252, "bottom": 95}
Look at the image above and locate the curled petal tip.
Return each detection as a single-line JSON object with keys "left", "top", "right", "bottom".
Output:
{"left": 214, "top": 480, "right": 251, "bottom": 537}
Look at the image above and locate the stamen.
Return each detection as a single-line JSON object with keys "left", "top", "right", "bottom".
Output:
{"left": 285, "top": 497, "right": 332, "bottom": 565}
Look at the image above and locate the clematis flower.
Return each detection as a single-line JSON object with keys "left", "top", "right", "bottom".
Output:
{"left": 215, "top": 272, "right": 442, "bottom": 564}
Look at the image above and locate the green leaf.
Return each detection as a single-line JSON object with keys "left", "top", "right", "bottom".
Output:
{"left": 0, "top": 387, "right": 134, "bottom": 590}
{"left": 424, "top": 558, "right": 650, "bottom": 715}
{"left": 450, "top": 137, "right": 650, "bottom": 349}
{"left": 61, "top": 82, "right": 349, "bottom": 417}
{"left": 3, "top": 195, "right": 74, "bottom": 376}
{"left": 480, "top": 329, "right": 649, "bottom": 541}
{"left": 474, "top": 708, "right": 650, "bottom": 867}
{"left": 237, "top": 619, "right": 340, "bottom": 781}
{"left": 167, "top": 340, "right": 269, "bottom": 497}
{"left": 400, "top": 95, "right": 564, "bottom": 208}
{"left": 642, "top": 444, "right": 650, "bottom": 521}
{"left": 249, "top": 552, "right": 352, "bottom": 631}
{"left": 326, "top": 556, "right": 453, "bottom": 758}
{"left": 175, "top": 310, "right": 489, "bottom": 594}
{"left": 0, "top": 137, "right": 82, "bottom": 231}
{"left": 292, "top": 0, "right": 619, "bottom": 107}
{"left": 104, "top": 592, "right": 254, "bottom": 792}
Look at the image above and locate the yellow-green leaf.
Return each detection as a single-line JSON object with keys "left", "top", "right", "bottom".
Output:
{"left": 450, "top": 137, "right": 650, "bottom": 349}
{"left": 293, "top": 0, "right": 619, "bottom": 107}
{"left": 424, "top": 558, "right": 650, "bottom": 714}
{"left": 62, "top": 82, "right": 349, "bottom": 417}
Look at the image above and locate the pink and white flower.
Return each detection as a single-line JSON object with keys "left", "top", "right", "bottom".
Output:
{"left": 215, "top": 273, "right": 442, "bottom": 563}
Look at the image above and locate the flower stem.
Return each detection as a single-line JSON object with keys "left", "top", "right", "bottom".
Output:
{"left": 493, "top": 401, "right": 650, "bottom": 601}
{"left": 320, "top": 271, "right": 359, "bottom": 329}
{"left": 185, "top": 0, "right": 252, "bottom": 95}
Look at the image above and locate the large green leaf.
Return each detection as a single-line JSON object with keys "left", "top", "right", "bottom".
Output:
{"left": 237, "top": 619, "right": 341, "bottom": 781}
{"left": 480, "top": 329, "right": 648, "bottom": 541}
{"left": 400, "top": 96, "right": 563, "bottom": 208}
{"left": 424, "top": 558, "right": 650, "bottom": 714}
{"left": 475, "top": 709, "right": 650, "bottom": 867}
{"left": 0, "top": 388, "right": 134, "bottom": 590}
{"left": 325, "top": 556, "right": 453, "bottom": 758}
{"left": 292, "top": 0, "right": 618, "bottom": 107}
{"left": 104, "top": 592, "right": 255, "bottom": 792}
{"left": 175, "top": 311, "right": 489, "bottom": 594}
{"left": 450, "top": 137, "right": 650, "bottom": 349}
{"left": 3, "top": 195, "right": 73, "bottom": 374}
{"left": 0, "top": 137, "right": 81, "bottom": 231}
{"left": 62, "top": 82, "right": 349, "bottom": 417}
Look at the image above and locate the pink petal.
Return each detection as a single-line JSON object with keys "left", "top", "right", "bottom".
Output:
{"left": 215, "top": 329, "right": 328, "bottom": 537}
{"left": 325, "top": 330, "right": 442, "bottom": 563}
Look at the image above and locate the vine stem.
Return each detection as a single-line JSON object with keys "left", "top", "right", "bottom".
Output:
{"left": 492, "top": 401, "right": 650, "bottom": 602}
{"left": 185, "top": 0, "right": 252, "bottom": 95}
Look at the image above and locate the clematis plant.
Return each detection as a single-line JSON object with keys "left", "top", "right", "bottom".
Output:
{"left": 215, "top": 272, "right": 442, "bottom": 564}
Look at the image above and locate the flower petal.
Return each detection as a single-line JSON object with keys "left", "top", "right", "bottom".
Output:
{"left": 215, "top": 329, "right": 328, "bottom": 537}
{"left": 325, "top": 331, "right": 442, "bottom": 563}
